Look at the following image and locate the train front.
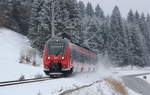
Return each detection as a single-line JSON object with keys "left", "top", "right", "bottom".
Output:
{"left": 43, "top": 38, "right": 71, "bottom": 76}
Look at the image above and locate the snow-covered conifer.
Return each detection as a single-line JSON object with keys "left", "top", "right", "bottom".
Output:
{"left": 95, "top": 4, "right": 104, "bottom": 19}
{"left": 28, "top": 0, "right": 44, "bottom": 40}
{"left": 126, "top": 11, "right": 145, "bottom": 66}
{"left": 86, "top": 2, "right": 94, "bottom": 17}
{"left": 109, "top": 6, "right": 126, "bottom": 65}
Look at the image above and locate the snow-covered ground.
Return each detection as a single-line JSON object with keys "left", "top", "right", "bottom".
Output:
{"left": 138, "top": 74, "right": 150, "bottom": 84}
{"left": 0, "top": 28, "right": 45, "bottom": 81}
{"left": 110, "top": 66, "right": 150, "bottom": 76}
{"left": 0, "top": 77, "right": 141, "bottom": 95}
{"left": 0, "top": 28, "right": 145, "bottom": 95}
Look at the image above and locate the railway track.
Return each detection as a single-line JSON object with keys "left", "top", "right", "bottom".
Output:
{"left": 0, "top": 77, "right": 51, "bottom": 87}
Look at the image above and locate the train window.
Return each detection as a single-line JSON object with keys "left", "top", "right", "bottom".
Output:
{"left": 82, "top": 55, "right": 85, "bottom": 64}
{"left": 48, "top": 43, "right": 64, "bottom": 56}
{"left": 86, "top": 56, "right": 89, "bottom": 63}
{"left": 83, "top": 55, "right": 87, "bottom": 64}
{"left": 78, "top": 54, "right": 81, "bottom": 63}
{"left": 71, "top": 49, "right": 78, "bottom": 60}
{"left": 81, "top": 54, "right": 87, "bottom": 64}
{"left": 71, "top": 49, "right": 97, "bottom": 65}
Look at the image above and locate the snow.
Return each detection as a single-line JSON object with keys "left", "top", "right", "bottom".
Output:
{"left": 0, "top": 28, "right": 45, "bottom": 81}
{"left": 0, "top": 78, "right": 82, "bottom": 95}
{"left": 0, "top": 77, "right": 141, "bottom": 95}
{"left": 128, "top": 88, "right": 141, "bottom": 95}
{"left": 59, "top": 80, "right": 116, "bottom": 95}
{"left": 137, "top": 74, "right": 150, "bottom": 84}
{"left": 0, "top": 28, "right": 142, "bottom": 95}
{"left": 109, "top": 66, "right": 150, "bottom": 77}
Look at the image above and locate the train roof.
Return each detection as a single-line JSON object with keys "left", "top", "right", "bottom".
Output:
{"left": 69, "top": 43, "right": 96, "bottom": 56}
{"left": 46, "top": 37, "right": 69, "bottom": 44}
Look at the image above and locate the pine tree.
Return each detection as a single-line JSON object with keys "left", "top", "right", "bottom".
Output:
{"left": 63, "top": 0, "right": 81, "bottom": 44}
{"left": 0, "top": 0, "right": 19, "bottom": 31}
{"left": 78, "top": 1, "right": 85, "bottom": 18}
{"left": 138, "top": 13, "right": 150, "bottom": 65}
{"left": 109, "top": 6, "right": 126, "bottom": 65}
{"left": 96, "top": 20, "right": 108, "bottom": 54}
{"left": 146, "top": 14, "right": 150, "bottom": 38}
{"left": 146, "top": 14, "right": 150, "bottom": 63}
{"left": 95, "top": 4, "right": 104, "bottom": 19}
{"left": 126, "top": 11, "right": 144, "bottom": 66}
{"left": 84, "top": 19, "right": 98, "bottom": 52}
{"left": 135, "top": 11, "right": 140, "bottom": 23}
{"left": 127, "top": 24, "right": 145, "bottom": 66}
{"left": 78, "top": 1, "right": 86, "bottom": 45}
{"left": 11, "top": 0, "right": 31, "bottom": 35}
{"left": 83, "top": 3, "right": 107, "bottom": 54}
{"left": 127, "top": 10, "right": 134, "bottom": 23}
{"left": 86, "top": 2, "right": 94, "bottom": 17}
{"left": 102, "top": 16, "right": 110, "bottom": 54}
{"left": 28, "top": 0, "right": 44, "bottom": 40}
{"left": 94, "top": 4, "right": 106, "bottom": 54}
{"left": 28, "top": 0, "right": 48, "bottom": 51}
{"left": 146, "top": 14, "right": 150, "bottom": 26}
{"left": 125, "top": 10, "right": 147, "bottom": 66}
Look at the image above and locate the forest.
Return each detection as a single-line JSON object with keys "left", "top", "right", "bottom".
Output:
{"left": 0, "top": 0, "right": 150, "bottom": 66}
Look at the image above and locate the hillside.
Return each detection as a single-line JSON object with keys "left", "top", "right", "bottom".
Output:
{"left": 0, "top": 28, "right": 44, "bottom": 81}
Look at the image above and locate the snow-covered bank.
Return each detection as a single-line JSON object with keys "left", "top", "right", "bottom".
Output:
{"left": 0, "top": 28, "right": 44, "bottom": 81}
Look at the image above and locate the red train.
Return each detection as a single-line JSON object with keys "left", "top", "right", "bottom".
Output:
{"left": 43, "top": 38, "right": 97, "bottom": 77}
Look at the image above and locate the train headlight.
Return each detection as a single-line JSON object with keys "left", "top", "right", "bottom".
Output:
{"left": 62, "top": 56, "right": 64, "bottom": 60}
{"left": 48, "top": 56, "right": 50, "bottom": 59}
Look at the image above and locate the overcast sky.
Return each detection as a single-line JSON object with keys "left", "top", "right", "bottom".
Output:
{"left": 80, "top": 0, "right": 150, "bottom": 17}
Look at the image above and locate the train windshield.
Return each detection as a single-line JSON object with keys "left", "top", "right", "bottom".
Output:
{"left": 48, "top": 43, "right": 64, "bottom": 56}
